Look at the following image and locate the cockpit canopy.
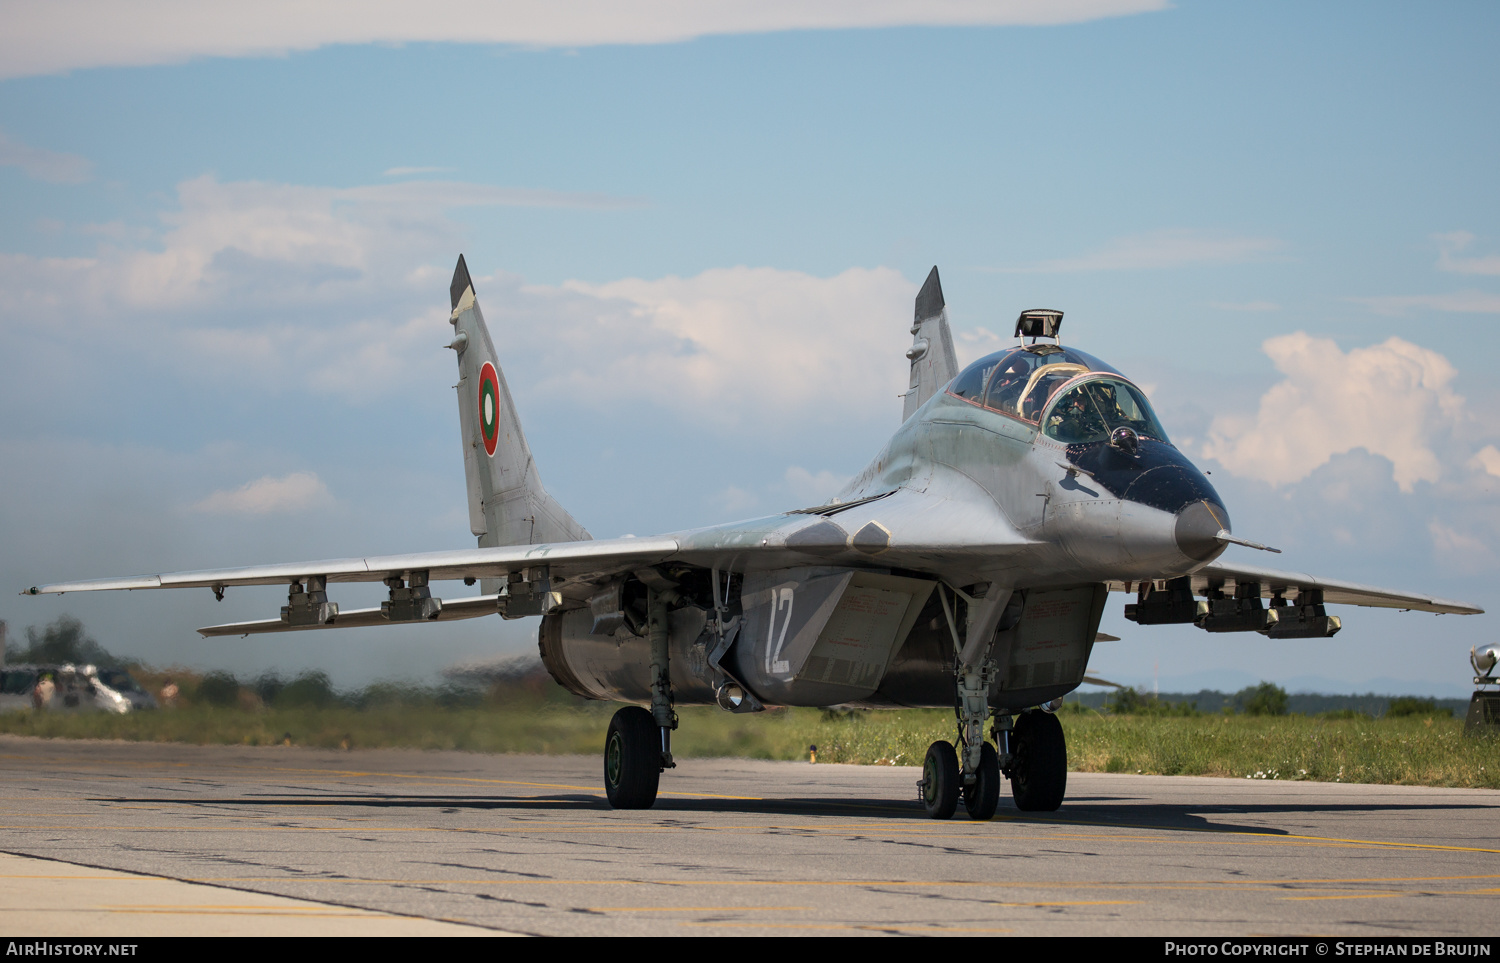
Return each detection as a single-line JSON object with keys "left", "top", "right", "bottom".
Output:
{"left": 947, "top": 344, "right": 1170, "bottom": 445}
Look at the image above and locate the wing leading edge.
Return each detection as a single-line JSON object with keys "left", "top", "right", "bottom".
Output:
{"left": 24, "top": 535, "right": 682, "bottom": 596}
{"left": 1108, "top": 559, "right": 1482, "bottom": 616}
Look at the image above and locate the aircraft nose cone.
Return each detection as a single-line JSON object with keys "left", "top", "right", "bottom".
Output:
{"left": 1175, "top": 499, "right": 1230, "bottom": 561}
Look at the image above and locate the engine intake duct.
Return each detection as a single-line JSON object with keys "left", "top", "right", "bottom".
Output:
{"left": 1261, "top": 589, "right": 1341, "bottom": 639}
{"left": 1125, "top": 577, "right": 1198, "bottom": 625}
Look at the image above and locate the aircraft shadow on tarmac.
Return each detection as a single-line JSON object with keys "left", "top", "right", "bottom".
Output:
{"left": 95, "top": 792, "right": 1500, "bottom": 836}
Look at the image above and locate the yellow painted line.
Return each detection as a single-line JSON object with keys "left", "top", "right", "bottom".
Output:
{"left": 0, "top": 875, "right": 138, "bottom": 881}
{"left": 213, "top": 763, "right": 764, "bottom": 800}
{"left": 1213, "top": 874, "right": 1500, "bottom": 886}
{"left": 985, "top": 811, "right": 1500, "bottom": 855}
{"left": 1274, "top": 832, "right": 1500, "bottom": 855}
{"left": 680, "top": 922, "right": 1013, "bottom": 933}
{"left": 15, "top": 806, "right": 1499, "bottom": 858}
{"left": 99, "top": 908, "right": 387, "bottom": 918}
{"left": 988, "top": 900, "right": 1140, "bottom": 907}
{"left": 4, "top": 754, "right": 758, "bottom": 799}
{"left": 585, "top": 900, "right": 810, "bottom": 906}
{"left": 104, "top": 904, "right": 371, "bottom": 912}
{"left": 164, "top": 875, "right": 1498, "bottom": 894}
{"left": 1280, "top": 893, "right": 1406, "bottom": 902}
{"left": 4, "top": 821, "right": 1497, "bottom": 860}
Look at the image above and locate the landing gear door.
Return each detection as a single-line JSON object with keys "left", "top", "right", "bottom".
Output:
{"left": 994, "top": 583, "right": 1107, "bottom": 709}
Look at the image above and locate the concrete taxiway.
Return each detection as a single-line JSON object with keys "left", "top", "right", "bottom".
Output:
{"left": 1, "top": 735, "right": 1497, "bottom": 937}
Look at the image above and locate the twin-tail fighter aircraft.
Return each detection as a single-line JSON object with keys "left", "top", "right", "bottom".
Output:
{"left": 25, "top": 257, "right": 1483, "bottom": 819}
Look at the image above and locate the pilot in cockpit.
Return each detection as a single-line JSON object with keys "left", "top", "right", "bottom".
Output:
{"left": 986, "top": 355, "right": 1032, "bottom": 413}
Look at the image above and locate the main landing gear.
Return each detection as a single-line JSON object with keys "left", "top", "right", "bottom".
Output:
{"left": 919, "top": 709, "right": 1067, "bottom": 819}
{"left": 917, "top": 583, "right": 1069, "bottom": 819}
{"left": 604, "top": 585, "right": 677, "bottom": 809}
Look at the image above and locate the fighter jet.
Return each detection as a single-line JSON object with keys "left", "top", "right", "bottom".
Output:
{"left": 23, "top": 257, "right": 1483, "bottom": 819}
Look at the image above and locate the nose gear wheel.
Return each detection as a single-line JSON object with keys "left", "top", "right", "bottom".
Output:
{"left": 919, "top": 741, "right": 960, "bottom": 819}
{"left": 1008, "top": 709, "right": 1067, "bottom": 812}
{"left": 963, "top": 742, "right": 1001, "bottom": 820}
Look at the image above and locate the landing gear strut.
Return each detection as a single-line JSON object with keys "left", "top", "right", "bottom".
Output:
{"left": 918, "top": 583, "right": 1069, "bottom": 819}
{"left": 603, "top": 584, "right": 677, "bottom": 810}
{"left": 925, "top": 583, "right": 1009, "bottom": 820}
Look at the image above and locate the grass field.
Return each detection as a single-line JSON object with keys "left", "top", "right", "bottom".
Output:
{"left": 4, "top": 697, "right": 1496, "bottom": 789}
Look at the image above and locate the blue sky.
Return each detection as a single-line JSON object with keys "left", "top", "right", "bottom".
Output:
{"left": 2, "top": 1, "right": 1498, "bottom": 696}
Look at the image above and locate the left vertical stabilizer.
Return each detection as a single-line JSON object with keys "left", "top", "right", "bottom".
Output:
{"left": 902, "top": 266, "right": 958, "bottom": 421}
{"left": 448, "top": 255, "right": 591, "bottom": 549}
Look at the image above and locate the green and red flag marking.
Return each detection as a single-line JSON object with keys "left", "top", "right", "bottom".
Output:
{"left": 478, "top": 362, "right": 501, "bottom": 456}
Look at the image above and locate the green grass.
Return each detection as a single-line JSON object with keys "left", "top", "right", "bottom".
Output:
{"left": 3, "top": 702, "right": 1497, "bottom": 788}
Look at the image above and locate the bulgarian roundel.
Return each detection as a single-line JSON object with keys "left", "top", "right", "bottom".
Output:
{"left": 478, "top": 362, "right": 501, "bottom": 457}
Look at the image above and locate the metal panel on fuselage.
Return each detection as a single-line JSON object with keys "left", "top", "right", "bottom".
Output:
{"left": 728, "top": 568, "right": 937, "bottom": 707}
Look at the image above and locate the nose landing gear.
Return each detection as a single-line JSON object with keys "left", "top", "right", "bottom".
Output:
{"left": 917, "top": 709, "right": 1068, "bottom": 819}
{"left": 963, "top": 741, "right": 1001, "bottom": 820}
{"left": 919, "top": 741, "right": 960, "bottom": 819}
{"left": 1005, "top": 709, "right": 1068, "bottom": 812}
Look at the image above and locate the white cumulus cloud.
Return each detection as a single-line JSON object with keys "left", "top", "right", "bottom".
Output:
{"left": 1436, "top": 231, "right": 1500, "bottom": 277}
{"left": 0, "top": 1, "right": 1167, "bottom": 80}
{"left": 190, "top": 472, "right": 332, "bottom": 515}
{"left": 541, "top": 264, "right": 912, "bottom": 422}
{"left": 0, "top": 172, "right": 917, "bottom": 421}
{"left": 1202, "top": 333, "right": 1465, "bottom": 492}
{"left": 0, "top": 129, "right": 92, "bottom": 184}
{"left": 784, "top": 466, "right": 851, "bottom": 506}
{"left": 1429, "top": 520, "right": 1493, "bottom": 563}
{"left": 1469, "top": 445, "right": 1500, "bottom": 479}
{"left": 0, "top": 175, "right": 634, "bottom": 326}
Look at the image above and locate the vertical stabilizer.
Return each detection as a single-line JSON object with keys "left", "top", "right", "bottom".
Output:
{"left": 902, "top": 266, "right": 958, "bottom": 421}
{"left": 448, "top": 255, "right": 591, "bottom": 550}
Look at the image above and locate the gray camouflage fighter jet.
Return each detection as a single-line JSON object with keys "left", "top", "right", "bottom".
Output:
{"left": 24, "top": 257, "right": 1483, "bottom": 819}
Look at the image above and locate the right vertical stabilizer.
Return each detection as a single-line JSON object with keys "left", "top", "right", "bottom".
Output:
{"left": 902, "top": 266, "right": 958, "bottom": 421}
{"left": 448, "top": 255, "right": 590, "bottom": 550}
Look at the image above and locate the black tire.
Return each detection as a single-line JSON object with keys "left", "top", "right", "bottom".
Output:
{"left": 1009, "top": 710, "right": 1067, "bottom": 812}
{"left": 604, "top": 706, "right": 661, "bottom": 809}
{"left": 963, "top": 742, "right": 1001, "bottom": 820}
{"left": 921, "top": 740, "right": 960, "bottom": 820}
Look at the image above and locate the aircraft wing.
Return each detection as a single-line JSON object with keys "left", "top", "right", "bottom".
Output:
{"left": 22, "top": 480, "right": 1039, "bottom": 638}
{"left": 1109, "top": 559, "right": 1482, "bottom": 616}
{"left": 24, "top": 536, "right": 682, "bottom": 595}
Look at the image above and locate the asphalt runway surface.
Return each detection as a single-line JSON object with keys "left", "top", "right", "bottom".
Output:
{"left": 2, "top": 736, "right": 1499, "bottom": 937}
